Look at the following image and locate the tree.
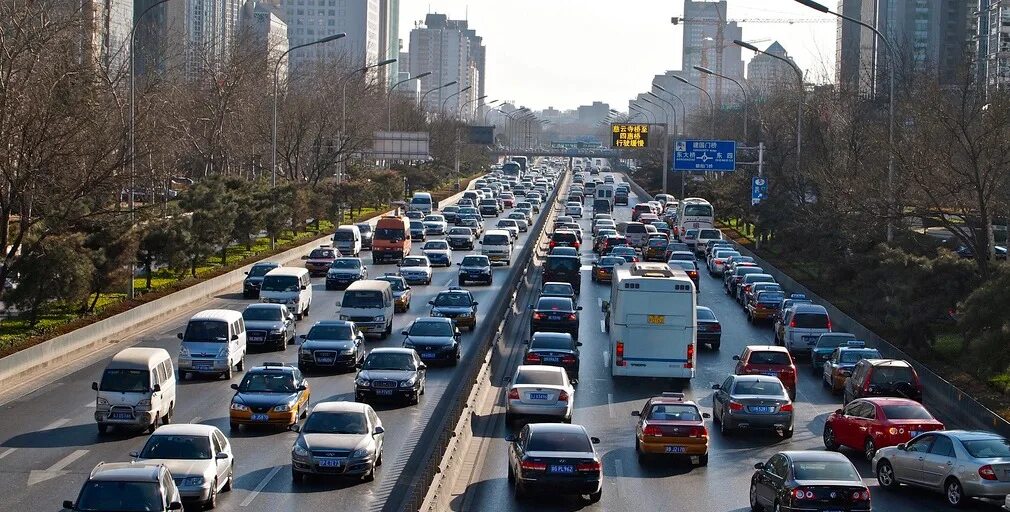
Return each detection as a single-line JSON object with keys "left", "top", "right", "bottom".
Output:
{"left": 82, "top": 219, "right": 139, "bottom": 313}
{"left": 180, "top": 178, "right": 238, "bottom": 274}
{"left": 224, "top": 178, "right": 263, "bottom": 250}
{"left": 137, "top": 218, "right": 192, "bottom": 289}
{"left": 7, "top": 235, "right": 92, "bottom": 326}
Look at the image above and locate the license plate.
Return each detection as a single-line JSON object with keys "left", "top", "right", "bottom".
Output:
{"left": 749, "top": 406, "right": 774, "bottom": 414}
{"left": 110, "top": 412, "right": 133, "bottom": 420}
{"left": 548, "top": 315, "right": 562, "bottom": 321}
{"left": 375, "top": 389, "right": 394, "bottom": 396}
{"left": 316, "top": 357, "right": 334, "bottom": 364}
{"left": 318, "top": 459, "right": 343, "bottom": 468}
{"left": 251, "top": 413, "right": 269, "bottom": 421}
{"left": 249, "top": 335, "right": 264, "bottom": 341}
{"left": 195, "top": 363, "right": 212, "bottom": 370}
{"left": 648, "top": 315, "right": 665, "bottom": 325}
{"left": 665, "top": 446, "right": 687, "bottom": 454}
{"left": 803, "top": 336, "right": 818, "bottom": 344}
{"left": 543, "top": 357, "right": 560, "bottom": 363}
{"left": 549, "top": 465, "right": 575, "bottom": 474}
{"left": 421, "top": 352, "right": 436, "bottom": 359}
{"left": 529, "top": 392, "right": 549, "bottom": 400}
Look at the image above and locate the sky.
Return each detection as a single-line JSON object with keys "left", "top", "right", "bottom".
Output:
{"left": 397, "top": 0, "right": 838, "bottom": 111}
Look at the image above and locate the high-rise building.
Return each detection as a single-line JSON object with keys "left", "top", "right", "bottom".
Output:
{"left": 408, "top": 13, "right": 486, "bottom": 119}
{"left": 577, "top": 102, "right": 610, "bottom": 125}
{"left": 679, "top": 0, "right": 744, "bottom": 108}
{"left": 747, "top": 42, "right": 798, "bottom": 97}
{"left": 135, "top": 0, "right": 244, "bottom": 77}
{"left": 835, "top": 0, "right": 877, "bottom": 95}
{"left": 241, "top": 1, "right": 289, "bottom": 79}
{"left": 81, "top": 0, "right": 133, "bottom": 73}
{"left": 983, "top": 0, "right": 1010, "bottom": 89}
{"left": 378, "top": 0, "right": 400, "bottom": 87}
{"left": 278, "top": 0, "right": 381, "bottom": 71}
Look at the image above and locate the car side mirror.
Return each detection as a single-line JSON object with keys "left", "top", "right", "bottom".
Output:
{"left": 842, "top": 370, "right": 852, "bottom": 377}
{"left": 711, "top": 384, "right": 721, "bottom": 390}
{"left": 590, "top": 437, "right": 601, "bottom": 444}
{"left": 216, "top": 451, "right": 229, "bottom": 459}
{"left": 601, "top": 301, "right": 610, "bottom": 312}
{"left": 631, "top": 410, "right": 640, "bottom": 417}
{"left": 754, "top": 462, "right": 765, "bottom": 470}
{"left": 576, "top": 341, "right": 583, "bottom": 346}
{"left": 428, "top": 300, "right": 435, "bottom": 305}
{"left": 230, "top": 383, "right": 239, "bottom": 390}
{"left": 896, "top": 443, "right": 906, "bottom": 451}
{"left": 63, "top": 501, "right": 74, "bottom": 510}
{"left": 335, "top": 301, "right": 342, "bottom": 308}
{"left": 401, "top": 330, "right": 409, "bottom": 335}
{"left": 129, "top": 450, "right": 139, "bottom": 458}
{"left": 168, "top": 503, "right": 183, "bottom": 511}
{"left": 91, "top": 382, "right": 99, "bottom": 391}
{"left": 835, "top": 408, "right": 843, "bottom": 415}
{"left": 176, "top": 333, "right": 183, "bottom": 340}
{"left": 301, "top": 285, "right": 308, "bottom": 290}
{"left": 291, "top": 424, "right": 301, "bottom": 433}
{"left": 299, "top": 334, "right": 307, "bottom": 339}
{"left": 454, "top": 329, "right": 461, "bottom": 337}
{"left": 301, "top": 255, "right": 309, "bottom": 260}
{"left": 505, "top": 434, "right": 516, "bottom": 442}
{"left": 472, "top": 301, "right": 478, "bottom": 306}
{"left": 702, "top": 412, "right": 711, "bottom": 419}
{"left": 152, "top": 384, "right": 161, "bottom": 393}
{"left": 357, "top": 332, "right": 365, "bottom": 339}
{"left": 297, "top": 384, "right": 308, "bottom": 391}
{"left": 457, "top": 262, "right": 462, "bottom": 266}
{"left": 243, "top": 271, "right": 249, "bottom": 275}
{"left": 732, "top": 355, "right": 741, "bottom": 361}
{"left": 232, "top": 334, "right": 239, "bottom": 341}
{"left": 373, "top": 426, "right": 385, "bottom": 436}
{"left": 418, "top": 363, "right": 427, "bottom": 370}
{"left": 355, "top": 362, "right": 363, "bottom": 369}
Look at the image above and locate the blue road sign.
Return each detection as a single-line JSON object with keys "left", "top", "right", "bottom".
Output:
{"left": 751, "top": 176, "right": 768, "bottom": 205}
{"left": 673, "top": 140, "right": 737, "bottom": 172}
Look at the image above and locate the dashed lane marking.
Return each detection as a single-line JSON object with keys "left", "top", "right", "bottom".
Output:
{"left": 240, "top": 465, "right": 282, "bottom": 507}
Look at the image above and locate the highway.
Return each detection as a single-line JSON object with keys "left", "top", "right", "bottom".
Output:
{"left": 0, "top": 179, "right": 554, "bottom": 512}
{"left": 450, "top": 174, "right": 1004, "bottom": 512}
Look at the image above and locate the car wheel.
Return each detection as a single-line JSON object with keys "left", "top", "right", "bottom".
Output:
{"left": 587, "top": 489, "right": 602, "bottom": 504}
{"left": 291, "top": 468, "right": 303, "bottom": 483}
{"left": 876, "top": 460, "right": 898, "bottom": 490}
{"left": 864, "top": 438, "right": 878, "bottom": 462}
{"left": 697, "top": 454, "right": 708, "bottom": 466}
{"left": 362, "top": 465, "right": 375, "bottom": 482}
{"left": 749, "top": 483, "right": 764, "bottom": 512}
{"left": 97, "top": 423, "right": 109, "bottom": 435}
{"left": 223, "top": 464, "right": 234, "bottom": 491}
{"left": 236, "top": 357, "right": 245, "bottom": 372}
{"left": 513, "top": 480, "right": 526, "bottom": 501}
{"left": 720, "top": 415, "right": 732, "bottom": 435}
{"left": 945, "top": 477, "right": 966, "bottom": 507}
{"left": 823, "top": 425, "right": 839, "bottom": 451}
{"left": 204, "top": 479, "right": 218, "bottom": 509}
{"left": 782, "top": 426, "right": 793, "bottom": 439}
{"left": 507, "top": 462, "right": 515, "bottom": 483}
{"left": 710, "top": 341, "right": 720, "bottom": 350}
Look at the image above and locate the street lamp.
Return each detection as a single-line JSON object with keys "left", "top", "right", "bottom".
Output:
{"left": 671, "top": 75, "right": 715, "bottom": 138}
{"left": 694, "top": 65, "right": 750, "bottom": 141}
{"left": 458, "top": 94, "right": 488, "bottom": 120}
{"left": 630, "top": 103, "right": 656, "bottom": 125}
{"left": 481, "top": 99, "right": 501, "bottom": 124}
{"left": 793, "top": 0, "right": 897, "bottom": 242}
{"left": 271, "top": 33, "right": 346, "bottom": 248}
{"left": 647, "top": 92, "right": 678, "bottom": 137}
{"left": 652, "top": 83, "right": 687, "bottom": 136}
{"left": 342, "top": 57, "right": 396, "bottom": 156}
{"left": 734, "top": 40, "right": 803, "bottom": 169}
{"left": 420, "top": 81, "right": 457, "bottom": 109}
{"left": 388, "top": 71, "right": 431, "bottom": 131}
{"left": 441, "top": 85, "right": 472, "bottom": 115}
{"left": 647, "top": 92, "right": 677, "bottom": 196}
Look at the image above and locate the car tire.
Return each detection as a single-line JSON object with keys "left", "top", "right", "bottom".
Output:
{"left": 223, "top": 366, "right": 233, "bottom": 380}
{"left": 782, "top": 427, "right": 793, "bottom": 439}
{"left": 507, "top": 463, "right": 515, "bottom": 483}
{"left": 749, "top": 483, "right": 764, "bottom": 512}
{"left": 97, "top": 423, "right": 109, "bottom": 435}
{"left": 223, "top": 464, "right": 234, "bottom": 492}
{"left": 381, "top": 322, "right": 391, "bottom": 340}
{"left": 710, "top": 341, "right": 720, "bottom": 350}
{"left": 230, "top": 422, "right": 239, "bottom": 432}
{"left": 587, "top": 489, "right": 602, "bottom": 504}
{"left": 864, "top": 438, "right": 877, "bottom": 462}
{"left": 697, "top": 454, "right": 708, "bottom": 466}
{"left": 823, "top": 425, "right": 839, "bottom": 451}
{"left": 236, "top": 357, "right": 245, "bottom": 372}
{"left": 719, "top": 415, "right": 732, "bottom": 436}
{"left": 362, "top": 465, "right": 375, "bottom": 482}
{"left": 204, "top": 479, "right": 218, "bottom": 509}
{"left": 876, "top": 460, "right": 898, "bottom": 490}
{"left": 291, "top": 468, "right": 303, "bottom": 483}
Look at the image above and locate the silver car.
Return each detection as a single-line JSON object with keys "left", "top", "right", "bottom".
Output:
{"left": 132, "top": 424, "right": 234, "bottom": 508}
{"left": 505, "top": 365, "right": 574, "bottom": 423}
{"left": 712, "top": 374, "right": 794, "bottom": 438}
{"left": 291, "top": 401, "right": 384, "bottom": 482}
{"left": 873, "top": 430, "right": 1010, "bottom": 508}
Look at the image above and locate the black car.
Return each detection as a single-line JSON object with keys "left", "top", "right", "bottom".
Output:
{"left": 356, "top": 223, "right": 373, "bottom": 250}
{"left": 529, "top": 296, "right": 582, "bottom": 339}
{"left": 325, "top": 257, "right": 367, "bottom": 290}
{"left": 540, "top": 282, "right": 576, "bottom": 301}
{"left": 696, "top": 306, "right": 721, "bottom": 350}
{"left": 242, "top": 303, "right": 295, "bottom": 351}
{"left": 749, "top": 451, "right": 870, "bottom": 512}
{"left": 506, "top": 423, "right": 602, "bottom": 503}
{"left": 441, "top": 205, "right": 460, "bottom": 224}
{"left": 615, "top": 190, "right": 629, "bottom": 205}
{"left": 243, "top": 262, "right": 281, "bottom": 299}
{"left": 523, "top": 332, "right": 581, "bottom": 381}
{"left": 401, "top": 317, "right": 461, "bottom": 366}
{"left": 543, "top": 255, "right": 581, "bottom": 294}
{"left": 298, "top": 320, "right": 365, "bottom": 372}
{"left": 354, "top": 348, "right": 426, "bottom": 405}
{"left": 458, "top": 255, "right": 493, "bottom": 286}
{"left": 429, "top": 287, "right": 479, "bottom": 330}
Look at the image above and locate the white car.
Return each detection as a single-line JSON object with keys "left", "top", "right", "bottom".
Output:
{"left": 398, "top": 255, "right": 433, "bottom": 285}
{"left": 421, "top": 240, "right": 453, "bottom": 267}
{"left": 506, "top": 213, "right": 529, "bottom": 232}
{"left": 132, "top": 424, "right": 235, "bottom": 508}
{"left": 422, "top": 214, "right": 448, "bottom": 235}
{"left": 505, "top": 365, "right": 574, "bottom": 423}
{"left": 446, "top": 227, "right": 476, "bottom": 250}
{"left": 565, "top": 202, "right": 584, "bottom": 218}
{"left": 708, "top": 248, "right": 740, "bottom": 276}
{"left": 495, "top": 219, "right": 521, "bottom": 240}
{"left": 593, "top": 219, "right": 616, "bottom": 236}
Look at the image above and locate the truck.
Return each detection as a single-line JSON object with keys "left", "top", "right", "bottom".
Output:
{"left": 371, "top": 216, "right": 411, "bottom": 265}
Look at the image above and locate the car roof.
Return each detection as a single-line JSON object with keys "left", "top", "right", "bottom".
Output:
{"left": 190, "top": 309, "right": 242, "bottom": 322}
{"left": 311, "top": 401, "right": 370, "bottom": 414}
{"left": 792, "top": 304, "right": 829, "bottom": 314}
{"left": 311, "top": 320, "right": 354, "bottom": 328}
{"left": 248, "top": 362, "right": 297, "bottom": 374}
{"left": 414, "top": 316, "right": 454, "bottom": 325}
{"left": 731, "top": 374, "right": 782, "bottom": 384}
{"left": 778, "top": 450, "right": 852, "bottom": 463}
{"left": 940, "top": 430, "right": 1006, "bottom": 441}
{"left": 531, "top": 331, "right": 573, "bottom": 341}
{"left": 251, "top": 261, "right": 281, "bottom": 268}
{"left": 346, "top": 280, "right": 393, "bottom": 292}
{"left": 746, "top": 345, "right": 789, "bottom": 353}
{"left": 368, "top": 347, "right": 415, "bottom": 355}
{"left": 151, "top": 423, "right": 218, "bottom": 437}
{"left": 89, "top": 462, "right": 165, "bottom": 482}
{"left": 526, "top": 422, "right": 589, "bottom": 436}
{"left": 862, "top": 359, "right": 913, "bottom": 368}
{"left": 110, "top": 347, "right": 170, "bottom": 369}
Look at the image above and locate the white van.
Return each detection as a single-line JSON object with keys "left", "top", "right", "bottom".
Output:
{"left": 409, "top": 192, "right": 434, "bottom": 214}
{"left": 333, "top": 224, "right": 362, "bottom": 256}
{"left": 177, "top": 309, "right": 247, "bottom": 380}
{"left": 480, "top": 229, "right": 513, "bottom": 266}
{"left": 260, "top": 267, "right": 312, "bottom": 319}
{"left": 337, "top": 280, "right": 395, "bottom": 338}
{"left": 93, "top": 347, "right": 176, "bottom": 434}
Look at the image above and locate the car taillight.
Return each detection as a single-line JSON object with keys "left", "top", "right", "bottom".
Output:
{"left": 643, "top": 424, "right": 663, "bottom": 437}
{"left": 685, "top": 343, "right": 694, "bottom": 369}
{"left": 743, "top": 285, "right": 752, "bottom": 292}
{"left": 532, "top": 312, "right": 543, "bottom": 320}
{"left": 714, "top": 259, "right": 723, "bottom": 265}
{"left": 567, "top": 313, "right": 577, "bottom": 321}
{"left": 688, "top": 271, "right": 697, "bottom": 278}
{"left": 712, "top": 323, "right": 721, "bottom": 332}
{"left": 549, "top": 240, "right": 556, "bottom": 248}
{"left": 561, "top": 355, "right": 576, "bottom": 363}
{"left": 576, "top": 460, "right": 601, "bottom": 472}
{"left": 789, "top": 319, "right": 796, "bottom": 328}
{"left": 827, "top": 319, "right": 832, "bottom": 330}
{"left": 779, "top": 403, "right": 794, "bottom": 412}
{"left": 574, "top": 242, "right": 580, "bottom": 249}
{"left": 980, "top": 465, "right": 999, "bottom": 480}
{"left": 508, "top": 388, "right": 520, "bottom": 400}
{"left": 521, "top": 460, "right": 547, "bottom": 471}
{"left": 852, "top": 489, "right": 871, "bottom": 501}
{"left": 792, "top": 488, "right": 815, "bottom": 500}
{"left": 558, "top": 390, "right": 569, "bottom": 401}
{"left": 887, "top": 427, "right": 905, "bottom": 436}
{"left": 525, "top": 353, "right": 541, "bottom": 363}
{"left": 728, "top": 401, "right": 744, "bottom": 412}
{"left": 689, "top": 426, "right": 708, "bottom": 438}
{"left": 616, "top": 341, "right": 625, "bottom": 367}
{"left": 741, "top": 364, "right": 752, "bottom": 373}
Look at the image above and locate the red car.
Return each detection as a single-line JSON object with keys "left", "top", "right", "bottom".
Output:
{"left": 733, "top": 345, "right": 797, "bottom": 399}
{"left": 823, "top": 397, "right": 944, "bottom": 461}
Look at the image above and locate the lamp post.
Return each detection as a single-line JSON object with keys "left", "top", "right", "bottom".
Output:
{"left": 458, "top": 94, "right": 488, "bottom": 120}
{"left": 647, "top": 93, "right": 677, "bottom": 196}
{"left": 271, "top": 33, "right": 346, "bottom": 249}
{"left": 419, "top": 81, "right": 457, "bottom": 109}
{"left": 794, "top": 0, "right": 897, "bottom": 242}
{"left": 630, "top": 103, "right": 656, "bottom": 125}
{"left": 388, "top": 71, "right": 431, "bottom": 131}
{"left": 341, "top": 57, "right": 395, "bottom": 155}
{"left": 441, "top": 85, "right": 472, "bottom": 115}
{"left": 671, "top": 75, "right": 715, "bottom": 138}
{"left": 734, "top": 40, "right": 803, "bottom": 170}
{"left": 652, "top": 83, "right": 687, "bottom": 136}
{"left": 694, "top": 65, "right": 750, "bottom": 141}
{"left": 481, "top": 99, "right": 501, "bottom": 124}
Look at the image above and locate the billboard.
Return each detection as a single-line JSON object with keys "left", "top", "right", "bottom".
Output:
{"left": 611, "top": 123, "right": 649, "bottom": 149}
{"left": 467, "top": 126, "right": 495, "bottom": 145}
{"left": 371, "top": 131, "right": 430, "bottom": 160}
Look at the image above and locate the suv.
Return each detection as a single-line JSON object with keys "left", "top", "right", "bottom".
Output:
{"left": 780, "top": 304, "right": 832, "bottom": 355}
{"left": 843, "top": 359, "right": 923, "bottom": 405}
{"left": 549, "top": 231, "right": 580, "bottom": 250}
{"left": 458, "top": 255, "right": 493, "bottom": 285}
{"left": 64, "top": 462, "right": 183, "bottom": 512}
{"left": 543, "top": 255, "right": 581, "bottom": 294}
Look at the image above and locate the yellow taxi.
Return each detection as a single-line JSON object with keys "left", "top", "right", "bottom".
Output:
{"left": 229, "top": 362, "right": 310, "bottom": 431}
{"left": 377, "top": 274, "right": 412, "bottom": 313}
{"left": 632, "top": 392, "right": 710, "bottom": 465}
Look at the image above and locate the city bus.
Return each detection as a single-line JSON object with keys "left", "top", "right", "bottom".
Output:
{"left": 675, "top": 198, "right": 715, "bottom": 237}
{"left": 603, "top": 263, "right": 697, "bottom": 379}
{"left": 502, "top": 161, "right": 521, "bottom": 177}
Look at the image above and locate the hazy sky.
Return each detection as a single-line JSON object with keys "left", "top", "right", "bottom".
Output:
{"left": 398, "top": 1, "right": 837, "bottom": 111}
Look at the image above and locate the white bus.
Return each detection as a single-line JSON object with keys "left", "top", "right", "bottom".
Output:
{"left": 603, "top": 263, "right": 697, "bottom": 379}
{"left": 675, "top": 198, "right": 715, "bottom": 237}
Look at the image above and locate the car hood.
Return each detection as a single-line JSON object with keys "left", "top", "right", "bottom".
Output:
{"left": 358, "top": 369, "right": 416, "bottom": 381}
{"left": 460, "top": 266, "right": 490, "bottom": 272}
{"left": 328, "top": 269, "right": 362, "bottom": 276}
{"left": 423, "top": 250, "right": 451, "bottom": 256}
{"left": 302, "top": 340, "right": 355, "bottom": 351}
{"left": 400, "top": 266, "right": 431, "bottom": 273}
{"left": 233, "top": 392, "right": 299, "bottom": 407}
{"left": 301, "top": 433, "right": 370, "bottom": 452}
{"left": 244, "top": 320, "right": 284, "bottom": 331}
{"left": 137, "top": 459, "right": 214, "bottom": 479}
{"left": 404, "top": 335, "right": 456, "bottom": 347}
{"left": 433, "top": 306, "right": 473, "bottom": 314}
{"left": 306, "top": 258, "right": 333, "bottom": 265}
{"left": 245, "top": 276, "right": 265, "bottom": 284}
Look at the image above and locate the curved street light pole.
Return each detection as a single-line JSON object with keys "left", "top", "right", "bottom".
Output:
{"left": 652, "top": 83, "right": 687, "bottom": 136}
{"left": 695, "top": 65, "right": 750, "bottom": 141}
{"left": 419, "top": 80, "right": 457, "bottom": 109}
{"left": 481, "top": 99, "right": 500, "bottom": 124}
{"left": 672, "top": 75, "right": 715, "bottom": 138}
{"left": 647, "top": 93, "right": 677, "bottom": 196}
{"left": 388, "top": 71, "right": 431, "bottom": 131}
{"left": 734, "top": 41, "right": 802, "bottom": 170}
{"left": 441, "top": 85, "right": 472, "bottom": 115}
{"left": 342, "top": 57, "right": 395, "bottom": 151}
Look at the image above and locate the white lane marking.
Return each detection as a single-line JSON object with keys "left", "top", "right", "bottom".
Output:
{"left": 84, "top": 399, "right": 96, "bottom": 408}
{"left": 28, "top": 449, "right": 89, "bottom": 485}
{"left": 0, "top": 448, "right": 16, "bottom": 460}
{"left": 607, "top": 393, "right": 615, "bottom": 419}
{"left": 602, "top": 350, "right": 610, "bottom": 369}
{"left": 599, "top": 320, "right": 605, "bottom": 333}
{"left": 614, "top": 458, "right": 624, "bottom": 498}
{"left": 597, "top": 297, "right": 602, "bottom": 308}
{"left": 42, "top": 418, "right": 71, "bottom": 430}
{"left": 240, "top": 465, "right": 282, "bottom": 507}
{"left": 190, "top": 416, "right": 202, "bottom": 424}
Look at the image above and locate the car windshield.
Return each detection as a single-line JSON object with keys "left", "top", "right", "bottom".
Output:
{"left": 667, "top": 243, "right": 689, "bottom": 252}
{"left": 816, "top": 334, "right": 856, "bottom": 349}
{"left": 243, "top": 307, "right": 282, "bottom": 322}
{"left": 308, "top": 324, "right": 354, "bottom": 340}
{"left": 330, "top": 259, "right": 360, "bottom": 269}
{"left": 537, "top": 297, "right": 574, "bottom": 311}
{"left": 515, "top": 369, "right": 564, "bottom": 386}
{"left": 261, "top": 275, "right": 300, "bottom": 293}
{"left": 669, "top": 261, "right": 695, "bottom": 271}
{"left": 183, "top": 320, "right": 229, "bottom": 342}
{"left": 449, "top": 229, "right": 470, "bottom": 236}
{"left": 434, "top": 293, "right": 472, "bottom": 307}
{"left": 341, "top": 290, "right": 383, "bottom": 309}
{"left": 302, "top": 411, "right": 368, "bottom": 435}
{"left": 410, "top": 321, "right": 454, "bottom": 337}
{"left": 715, "top": 251, "right": 740, "bottom": 259}
{"left": 736, "top": 267, "right": 763, "bottom": 277}
{"left": 542, "top": 283, "right": 574, "bottom": 296}
{"left": 461, "top": 256, "right": 489, "bottom": 267}
{"left": 531, "top": 335, "right": 573, "bottom": 350}
{"left": 526, "top": 430, "right": 592, "bottom": 452}
{"left": 99, "top": 369, "right": 149, "bottom": 392}
{"left": 402, "top": 257, "right": 428, "bottom": 267}
{"left": 551, "top": 248, "right": 578, "bottom": 256}
{"left": 410, "top": 221, "right": 424, "bottom": 229}
{"left": 239, "top": 372, "right": 297, "bottom": 393}
{"left": 732, "top": 379, "right": 786, "bottom": 396}
{"left": 646, "top": 404, "right": 701, "bottom": 421}
{"left": 881, "top": 404, "right": 933, "bottom": 420}
{"left": 424, "top": 241, "right": 449, "bottom": 250}
{"left": 601, "top": 257, "right": 625, "bottom": 267}
{"left": 962, "top": 438, "right": 1010, "bottom": 458}
{"left": 792, "top": 313, "right": 829, "bottom": 329}
{"left": 669, "top": 253, "right": 693, "bottom": 261}
{"left": 758, "top": 292, "right": 785, "bottom": 303}
{"left": 75, "top": 481, "right": 163, "bottom": 512}
{"left": 696, "top": 308, "right": 716, "bottom": 321}
{"left": 333, "top": 231, "right": 353, "bottom": 241}
{"left": 648, "top": 239, "right": 667, "bottom": 248}
{"left": 356, "top": 224, "right": 371, "bottom": 234}
{"left": 791, "top": 461, "right": 860, "bottom": 482}
{"left": 310, "top": 249, "right": 335, "bottom": 259}
{"left": 614, "top": 248, "right": 636, "bottom": 257}
{"left": 749, "top": 351, "right": 791, "bottom": 365}
{"left": 374, "top": 227, "right": 404, "bottom": 240}
{"left": 364, "top": 353, "right": 415, "bottom": 371}
{"left": 423, "top": 216, "right": 442, "bottom": 222}
{"left": 547, "top": 257, "right": 579, "bottom": 272}
{"left": 840, "top": 349, "right": 881, "bottom": 363}
{"left": 485, "top": 235, "right": 509, "bottom": 245}
{"left": 869, "top": 366, "right": 916, "bottom": 384}
{"left": 248, "top": 265, "right": 276, "bottom": 277}
{"left": 684, "top": 204, "right": 713, "bottom": 217}
{"left": 698, "top": 229, "right": 721, "bottom": 239}
{"left": 140, "top": 434, "right": 212, "bottom": 460}
{"left": 378, "top": 278, "right": 405, "bottom": 291}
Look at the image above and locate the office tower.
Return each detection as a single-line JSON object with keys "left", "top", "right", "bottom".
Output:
{"left": 408, "top": 13, "right": 486, "bottom": 118}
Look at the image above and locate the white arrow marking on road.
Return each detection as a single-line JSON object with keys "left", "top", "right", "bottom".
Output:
{"left": 27, "top": 449, "right": 89, "bottom": 485}
{"left": 0, "top": 448, "right": 15, "bottom": 460}
{"left": 240, "top": 465, "right": 282, "bottom": 507}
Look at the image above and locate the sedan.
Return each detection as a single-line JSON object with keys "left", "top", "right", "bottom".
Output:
{"left": 401, "top": 317, "right": 461, "bottom": 366}
{"left": 529, "top": 296, "right": 582, "bottom": 340}
{"left": 523, "top": 332, "right": 581, "bottom": 381}
{"left": 496, "top": 219, "right": 521, "bottom": 240}
{"left": 505, "top": 365, "right": 574, "bottom": 423}
{"left": 540, "top": 282, "right": 576, "bottom": 301}
{"left": 132, "top": 424, "right": 234, "bottom": 508}
{"left": 565, "top": 202, "right": 584, "bottom": 218}
{"left": 632, "top": 393, "right": 710, "bottom": 465}
{"left": 506, "top": 423, "right": 602, "bottom": 503}
{"left": 409, "top": 220, "right": 427, "bottom": 241}
{"left": 242, "top": 303, "right": 295, "bottom": 352}
{"left": 298, "top": 320, "right": 365, "bottom": 372}
{"left": 291, "top": 401, "right": 384, "bottom": 482}
{"left": 591, "top": 256, "right": 626, "bottom": 283}
{"left": 458, "top": 217, "right": 483, "bottom": 237}
{"left": 506, "top": 212, "right": 530, "bottom": 232}
{"left": 610, "top": 246, "right": 639, "bottom": 263}
{"left": 696, "top": 306, "right": 721, "bottom": 350}
{"left": 712, "top": 374, "right": 794, "bottom": 438}
{"left": 457, "top": 255, "right": 493, "bottom": 286}
{"left": 750, "top": 451, "right": 870, "bottom": 512}
{"left": 421, "top": 240, "right": 453, "bottom": 267}
{"left": 422, "top": 214, "right": 447, "bottom": 235}
{"left": 666, "top": 260, "right": 699, "bottom": 291}
{"left": 325, "top": 257, "right": 368, "bottom": 290}
{"left": 353, "top": 348, "right": 426, "bottom": 405}
{"left": 398, "top": 255, "right": 433, "bottom": 285}
{"left": 824, "top": 398, "right": 944, "bottom": 461}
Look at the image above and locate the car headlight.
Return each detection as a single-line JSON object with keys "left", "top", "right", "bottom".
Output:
{"left": 400, "top": 376, "right": 418, "bottom": 387}
{"left": 355, "top": 377, "right": 371, "bottom": 387}
{"left": 292, "top": 442, "right": 310, "bottom": 457}
{"left": 230, "top": 403, "right": 250, "bottom": 412}
{"left": 339, "top": 315, "right": 350, "bottom": 321}
{"left": 216, "top": 347, "right": 229, "bottom": 358}
{"left": 351, "top": 448, "right": 369, "bottom": 458}
{"left": 300, "top": 346, "right": 312, "bottom": 355}
{"left": 179, "top": 346, "right": 191, "bottom": 357}
{"left": 136, "top": 398, "right": 152, "bottom": 410}
{"left": 341, "top": 348, "right": 355, "bottom": 355}
{"left": 274, "top": 403, "right": 294, "bottom": 412}
{"left": 373, "top": 315, "right": 385, "bottom": 322}
{"left": 431, "top": 310, "right": 443, "bottom": 317}
{"left": 96, "top": 397, "right": 109, "bottom": 406}
{"left": 270, "top": 329, "right": 283, "bottom": 334}
{"left": 181, "top": 476, "right": 205, "bottom": 487}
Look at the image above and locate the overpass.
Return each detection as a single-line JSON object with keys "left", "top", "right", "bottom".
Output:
{"left": 488, "top": 146, "right": 622, "bottom": 159}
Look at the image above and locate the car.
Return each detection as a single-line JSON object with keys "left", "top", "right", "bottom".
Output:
{"left": 515, "top": 205, "right": 535, "bottom": 220}
{"left": 666, "top": 259, "right": 699, "bottom": 290}
{"left": 409, "top": 220, "right": 427, "bottom": 241}
{"left": 809, "top": 332, "right": 858, "bottom": 374}
{"left": 303, "top": 246, "right": 340, "bottom": 277}
{"left": 421, "top": 239, "right": 453, "bottom": 267}
{"left": 592, "top": 231, "right": 618, "bottom": 253}
{"left": 496, "top": 219, "right": 521, "bottom": 240}
{"left": 404, "top": 210, "right": 424, "bottom": 220}
{"left": 529, "top": 296, "right": 582, "bottom": 339}
{"left": 746, "top": 289, "right": 786, "bottom": 324}
{"left": 228, "top": 362, "right": 310, "bottom": 431}
{"left": 298, "top": 320, "right": 365, "bottom": 372}
{"left": 402, "top": 317, "right": 461, "bottom": 365}
{"left": 610, "top": 246, "right": 639, "bottom": 263}
{"left": 693, "top": 228, "right": 723, "bottom": 256}
{"left": 243, "top": 261, "right": 281, "bottom": 298}
{"left": 131, "top": 424, "right": 235, "bottom": 508}
{"left": 705, "top": 239, "right": 733, "bottom": 257}
{"left": 506, "top": 212, "right": 529, "bottom": 230}
{"left": 592, "top": 219, "right": 617, "bottom": 236}
{"left": 597, "top": 234, "right": 627, "bottom": 255}
{"left": 591, "top": 256, "right": 626, "bottom": 283}
{"left": 667, "top": 250, "right": 695, "bottom": 263}
{"left": 651, "top": 221, "right": 672, "bottom": 235}
{"left": 506, "top": 423, "right": 602, "bottom": 502}
{"left": 632, "top": 392, "right": 710, "bottom": 465}
{"left": 353, "top": 348, "right": 426, "bottom": 405}
{"left": 708, "top": 248, "right": 740, "bottom": 275}
{"left": 565, "top": 202, "right": 584, "bottom": 218}
{"left": 375, "top": 274, "right": 411, "bottom": 313}
{"left": 398, "top": 255, "right": 433, "bottom": 285}
{"left": 824, "top": 397, "right": 945, "bottom": 461}
{"left": 421, "top": 214, "right": 448, "bottom": 236}
{"left": 873, "top": 430, "right": 1010, "bottom": 508}
{"left": 664, "top": 243, "right": 690, "bottom": 261}
{"left": 736, "top": 273, "right": 777, "bottom": 305}
{"left": 774, "top": 295, "right": 814, "bottom": 341}
{"left": 242, "top": 303, "right": 296, "bottom": 351}
{"left": 440, "top": 206, "right": 460, "bottom": 224}
{"left": 64, "top": 462, "right": 183, "bottom": 512}
{"left": 696, "top": 306, "right": 721, "bottom": 349}
{"left": 734, "top": 345, "right": 798, "bottom": 400}
{"left": 643, "top": 237, "right": 670, "bottom": 262}
{"left": 549, "top": 230, "right": 580, "bottom": 251}
{"left": 823, "top": 343, "right": 883, "bottom": 393}
{"left": 780, "top": 303, "right": 832, "bottom": 355}
{"left": 457, "top": 198, "right": 475, "bottom": 208}
{"left": 681, "top": 228, "right": 699, "bottom": 249}
{"left": 543, "top": 255, "right": 581, "bottom": 294}
{"left": 457, "top": 255, "right": 493, "bottom": 285}
{"left": 429, "top": 287, "right": 479, "bottom": 330}
{"left": 632, "top": 203, "right": 652, "bottom": 221}
{"left": 290, "top": 401, "right": 384, "bottom": 482}
{"left": 505, "top": 365, "right": 575, "bottom": 423}
{"left": 500, "top": 192, "right": 516, "bottom": 208}
{"left": 523, "top": 332, "right": 581, "bottom": 380}
{"left": 479, "top": 198, "right": 499, "bottom": 217}
{"left": 751, "top": 451, "right": 870, "bottom": 512}
{"left": 843, "top": 359, "right": 923, "bottom": 405}
{"left": 325, "top": 257, "right": 368, "bottom": 290}
{"left": 540, "top": 281, "right": 576, "bottom": 301}
{"left": 712, "top": 374, "right": 794, "bottom": 438}
{"left": 457, "top": 217, "right": 483, "bottom": 236}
